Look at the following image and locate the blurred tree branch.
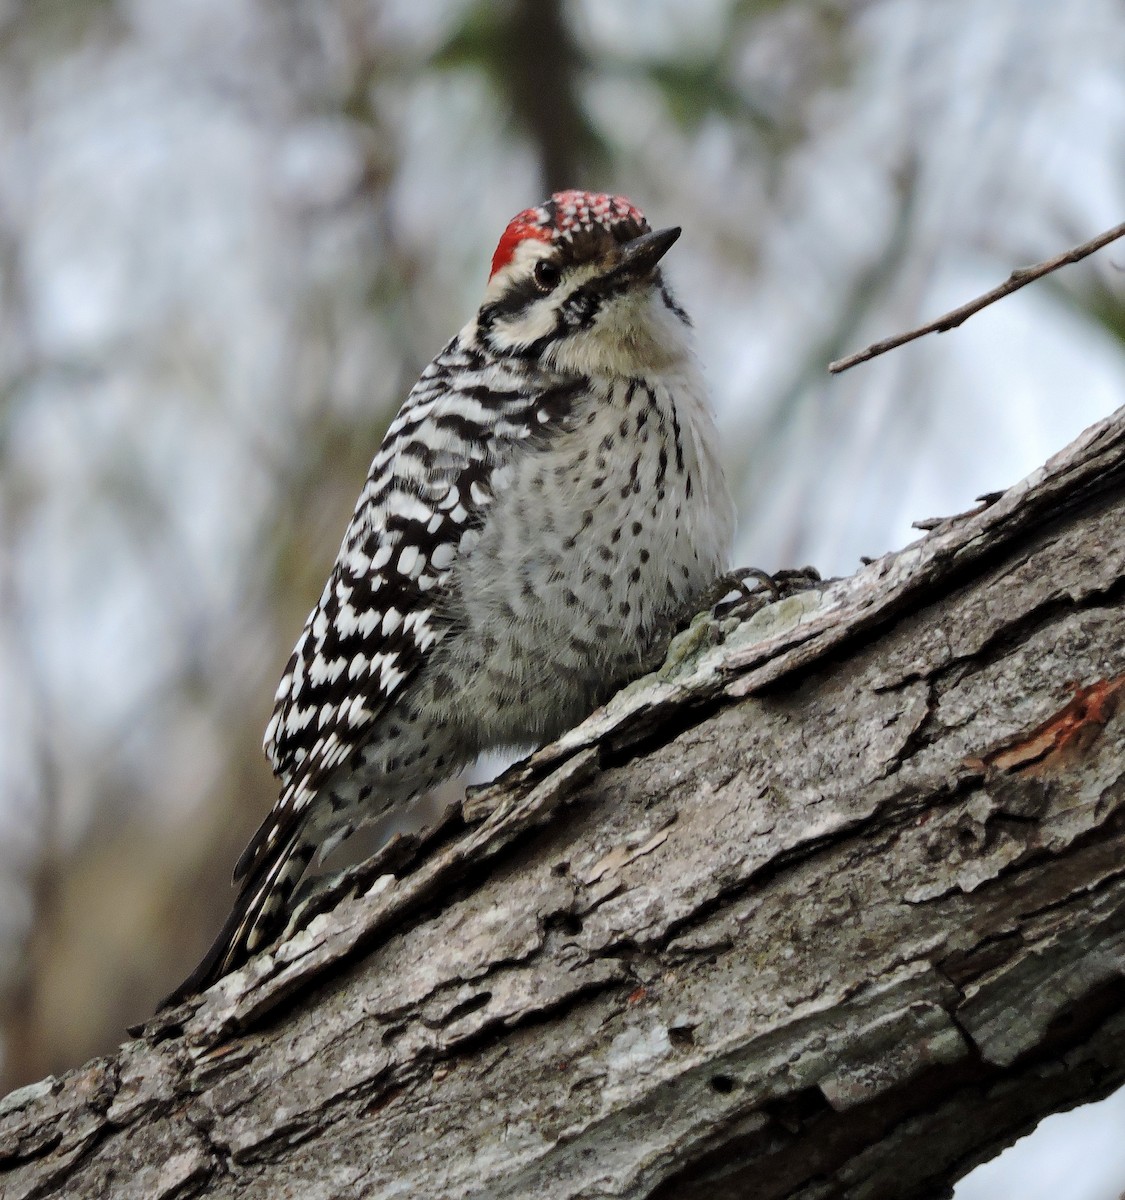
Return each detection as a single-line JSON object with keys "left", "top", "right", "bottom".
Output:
{"left": 3, "top": 407, "right": 1125, "bottom": 1198}
{"left": 437, "top": 0, "right": 600, "bottom": 191}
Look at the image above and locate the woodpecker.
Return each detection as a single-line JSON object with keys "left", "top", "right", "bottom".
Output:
{"left": 167, "top": 190, "right": 735, "bottom": 1005}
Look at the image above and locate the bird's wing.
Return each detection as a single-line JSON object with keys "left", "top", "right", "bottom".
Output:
{"left": 236, "top": 341, "right": 584, "bottom": 883}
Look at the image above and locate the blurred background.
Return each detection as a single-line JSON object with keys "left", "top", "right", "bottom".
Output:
{"left": 1, "top": 0, "right": 1123, "bottom": 1193}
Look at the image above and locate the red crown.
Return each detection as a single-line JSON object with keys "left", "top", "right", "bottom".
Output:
{"left": 489, "top": 191, "right": 648, "bottom": 279}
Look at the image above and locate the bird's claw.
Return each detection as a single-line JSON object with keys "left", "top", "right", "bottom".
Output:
{"left": 707, "top": 564, "right": 823, "bottom": 621}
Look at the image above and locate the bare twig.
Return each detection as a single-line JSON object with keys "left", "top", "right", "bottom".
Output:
{"left": 828, "top": 220, "right": 1125, "bottom": 374}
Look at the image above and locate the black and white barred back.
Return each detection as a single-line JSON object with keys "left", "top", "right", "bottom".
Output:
{"left": 165, "top": 191, "right": 734, "bottom": 1005}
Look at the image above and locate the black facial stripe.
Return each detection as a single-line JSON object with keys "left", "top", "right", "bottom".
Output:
{"left": 482, "top": 307, "right": 566, "bottom": 360}
{"left": 480, "top": 217, "right": 660, "bottom": 336}
{"left": 478, "top": 273, "right": 544, "bottom": 329}
{"left": 479, "top": 229, "right": 670, "bottom": 357}
{"left": 560, "top": 288, "right": 599, "bottom": 328}
{"left": 660, "top": 282, "right": 691, "bottom": 326}
{"left": 566, "top": 263, "right": 664, "bottom": 318}
{"left": 484, "top": 263, "right": 664, "bottom": 358}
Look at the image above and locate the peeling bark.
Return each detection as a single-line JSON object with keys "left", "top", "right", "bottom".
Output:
{"left": 3, "top": 408, "right": 1125, "bottom": 1200}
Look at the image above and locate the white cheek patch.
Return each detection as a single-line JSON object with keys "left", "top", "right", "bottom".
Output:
{"left": 484, "top": 245, "right": 609, "bottom": 355}
{"left": 491, "top": 297, "right": 562, "bottom": 351}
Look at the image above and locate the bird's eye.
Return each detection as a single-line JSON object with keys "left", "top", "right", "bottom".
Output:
{"left": 533, "top": 260, "right": 561, "bottom": 293}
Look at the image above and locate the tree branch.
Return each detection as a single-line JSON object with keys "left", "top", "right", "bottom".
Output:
{"left": 3, "top": 408, "right": 1125, "bottom": 1199}
{"left": 829, "top": 221, "right": 1125, "bottom": 373}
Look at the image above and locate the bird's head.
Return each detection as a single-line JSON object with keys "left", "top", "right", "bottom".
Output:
{"left": 477, "top": 190, "right": 692, "bottom": 377}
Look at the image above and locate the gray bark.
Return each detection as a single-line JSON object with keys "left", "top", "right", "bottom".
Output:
{"left": 3, "top": 407, "right": 1125, "bottom": 1200}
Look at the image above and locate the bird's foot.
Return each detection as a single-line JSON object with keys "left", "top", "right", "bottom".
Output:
{"left": 653, "top": 565, "right": 823, "bottom": 679}
{"left": 704, "top": 564, "right": 824, "bottom": 622}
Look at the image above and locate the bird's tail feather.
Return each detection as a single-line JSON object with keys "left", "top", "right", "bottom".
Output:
{"left": 159, "top": 827, "right": 313, "bottom": 1010}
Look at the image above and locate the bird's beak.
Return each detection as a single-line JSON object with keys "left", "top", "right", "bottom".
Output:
{"left": 616, "top": 226, "right": 681, "bottom": 276}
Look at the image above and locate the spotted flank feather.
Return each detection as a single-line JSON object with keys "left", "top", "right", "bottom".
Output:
{"left": 160, "top": 357, "right": 583, "bottom": 1007}
{"left": 244, "top": 351, "right": 584, "bottom": 877}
